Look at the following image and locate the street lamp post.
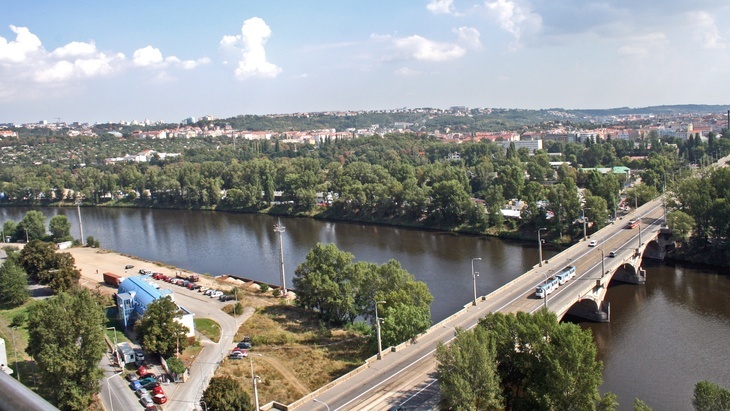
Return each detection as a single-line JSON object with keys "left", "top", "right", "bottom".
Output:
{"left": 600, "top": 248, "right": 605, "bottom": 278}
{"left": 75, "top": 198, "right": 84, "bottom": 244}
{"left": 274, "top": 219, "right": 287, "bottom": 297}
{"left": 106, "top": 327, "right": 119, "bottom": 366}
{"left": 12, "top": 326, "right": 19, "bottom": 381}
{"left": 538, "top": 228, "right": 546, "bottom": 267}
{"left": 312, "top": 398, "right": 331, "bottom": 411}
{"left": 250, "top": 354, "right": 262, "bottom": 410}
{"left": 471, "top": 258, "right": 481, "bottom": 306}
{"left": 542, "top": 270, "right": 552, "bottom": 310}
{"left": 105, "top": 370, "right": 123, "bottom": 411}
{"left": 374, "top": 300, "right": 386, "bottom": 360}
{"left": 581, "top": 208, "right": 591, "bottom": 241}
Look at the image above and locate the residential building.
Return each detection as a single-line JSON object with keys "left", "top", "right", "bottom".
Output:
{"left": 115, "top": 276, "right": 195, "bottom": 337}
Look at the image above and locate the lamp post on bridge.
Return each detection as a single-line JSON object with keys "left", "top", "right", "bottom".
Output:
{"left": 374, "top": 299, "right": 386, "bottom": 360}
{"left": 312, "top": 398, "right": 331, "bottom": 411}
{"left": 600, "top": 248, "right": 605, "bottom": 278}
{"left": 581, "top": 208, "right": 591, "bottom": 241}
{"left": 471, "top": 258, "right": 481, "bottom": 306}
{"left": 537, "top": 228, "right": 546, "bottom": 267}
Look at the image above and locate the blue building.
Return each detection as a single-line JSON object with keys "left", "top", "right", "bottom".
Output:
{"left": 116, "top": 276, "right": 194, "bottom": 336}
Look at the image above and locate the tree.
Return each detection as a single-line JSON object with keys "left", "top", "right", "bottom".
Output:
{"left": 667, "top": 210, "right": 695, "bottom": 243}
{"left": 0, "top": 258, "right": 29, "bottom": 306}
{"left": 692, "top": 381, "right": 730, "bottom": 411}
{"left": 165, "top": 356, "right": 186, "bottom": 376}
{"left": 49, "top": 215, "right": 72, "bottom": 242}
{"left": 18, "top": 210, "right": 46, "bottom": 241}
{"left": 436, "top": 326, "right": 503, "bottom": 410}
{"left": 633, "top": 398, "right": 653, "bottom": 411}
{"left": 202, "top": 376, "right": 253, "bottom": 411}
{"left": 3, "top": 220, "right": 17, "bottom": 241}
{"left": 19, "top": 240, "right": 80, "bottom": 293}
{"left": 293, "top": 243, "right": 357, "bottom": 324}
{"left": 26, "top": 289, "right": 106, "bottom": 411}
{"left": 135, "top": 296, "right": 190, "bottom": 357}
{"left": 478, "top": 310, "right": 605, "bottom": 411}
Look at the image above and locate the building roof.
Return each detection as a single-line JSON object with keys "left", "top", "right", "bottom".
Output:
{"left": 118, "top": 276, "right": 163, "bottom": 310}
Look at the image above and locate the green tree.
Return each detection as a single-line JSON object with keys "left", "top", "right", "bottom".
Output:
{"left": 436, "top": 326, "right": 503, "bottom": 410}
{"left": 18, "top": 210, "right": 46, "bottom": 241}
{"left": 478, "top": 310, "right": 604, "bottom": 411}
{"left": 26, "top": 289, "right": 106, "bottom": 411}
{"left": 165, "top": 356, "right": 187, "bottom": 375}
{"left": 633, "top": 398, "right": 653, "bottom": 411}
{"left": 693, "top": 381, "right": 730, "bottom": 411}
{"left": 667, "top": 210, "right": 695, "bottom": 243}
{"left": 19, "top": 240, "right": 80, "bottom": 293}
{"left": 0, "top": 258, "right": 29, "bottom": 306}
{"left": 136, "top": 296, "right": 190, "bottom": 357}
{"left": 48, "top": 215, "right": 72, "bottom": 242}
{"left": 293, "top": 243, "right": 357, "bottom": 324}
{"left": 3, "top": 220, "right": 18, "bottom": 241}
{"left": 202, "top": 376, "right": 253, "bottom": 411}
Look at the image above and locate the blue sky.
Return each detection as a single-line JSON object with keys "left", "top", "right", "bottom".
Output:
{"left": 1, "top": 0, "right": 729, "bottom": 124}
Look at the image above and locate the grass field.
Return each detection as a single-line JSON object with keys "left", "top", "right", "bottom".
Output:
{"left": 194, "top": 318, "right": 222, "bottom": 343}
{"left": 213, "top": 298, "right": 373, "bottom": 405}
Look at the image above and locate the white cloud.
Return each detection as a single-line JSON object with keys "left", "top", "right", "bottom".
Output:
{"left": 427, "top": 0, "right": 459, "bottom": 16}
{"left": 51, "top": 41, "right": 97, "bottom": 58}
{"left": 0, "top": 25, "right": 42, "bottom": 64}
{"left": 617, "top": 32, "right": 667, "bottom": 56}
{"left": 483, "top": 0, "right": 542, "bottom": 48}
{"left": 385, "top": 34, "right": 466, "bottom": 62}
{"left": 133, "top": 45, "right": 164, "bottom": 67}
{"left": 395, "top": 67, "right": 421, "bottom": 76}
{"left": 220, "top": 17, "right": 282, "bottom": 80}
{"left": 691, "top": 11, "right": 725, "bottom": 49}
{"left": 454, "top": 27, "right": 482, "bottom": 50}
{"left": 133, "top": 45, "right": 211, "bottom": 70}
{"left": 34, "top": 51, "right": 125, "bottom": 83}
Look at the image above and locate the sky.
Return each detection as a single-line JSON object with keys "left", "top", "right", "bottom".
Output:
{"left": 1, "top": 0, "right": 729, "bottom": 124}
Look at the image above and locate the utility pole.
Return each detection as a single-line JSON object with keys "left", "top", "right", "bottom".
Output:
{"left": 274, "top": 219, "right": 287, "bottom": 296}
{"left": 374, "top": 300, "right": 386, "bottom": 360}
{"left": 76, "top": 197, "right": 84, "bottom": 244}
{"left": 538, "top": 228, "right": 546, "bottom": 267}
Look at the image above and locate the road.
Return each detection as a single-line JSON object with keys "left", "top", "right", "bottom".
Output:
{"left": 295, "top": 197, "right": 666, "bottom": 411}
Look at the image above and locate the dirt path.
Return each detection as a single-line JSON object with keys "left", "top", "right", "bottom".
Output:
{"left": 260, "top": 355, "right": 311, "bottom": 396}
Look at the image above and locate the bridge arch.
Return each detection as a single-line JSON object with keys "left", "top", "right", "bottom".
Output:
{"left": 565, "top": 297, "right": 610, "bottom": 322}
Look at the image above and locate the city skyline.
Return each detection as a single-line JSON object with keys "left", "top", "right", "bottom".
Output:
{"left": 2, "top": 1, "right": 729, "bottom": 124}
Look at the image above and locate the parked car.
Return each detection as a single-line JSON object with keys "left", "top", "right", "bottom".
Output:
{"left": 138, "top": 376, "right": 157, "bottom": 386}
{"left": 219, "top": 294, "right": 235, "bottom": 302}
{"left": 139, "top": 395, "right": 154, "bottom": 408}
{"left": 151, "top": 385, "right": 165, "bottom": 396}
{"left": 135, "top": 351, "right": 145, "bottom": 365}
{"left": 153, "top": 272, "right": 164, "bottom": 280}
{"left": 237, "top": 341, "right": 252, "bottom": 349}
{"left": 188, "top": 283, "right": 201, "bottom": 290}
{"left": 230, "top": 349, "right": 247, "bottom": 359}
{"left": 130, "top": 380, "right": 142, "bottom": 391}
{"left": 210, "top": 290, "right": 223, "bottom": 298}
{"left": 126, "top": 373, "right": 138, "bottom": 382}
{"left": 139, "top": 269, "right": 152, "bottom": 275}
{"left": 142, "top": 381, "right": 160, "bottom": 390}
{"left": 199, "top": 287, "right": 209, "bottom": 293}
{"left": 135, "top": 388, "right": 149, "bottom": 398}
{"left": 153, "top": 394, "right": 168, "bottom": 404}
{"left": 138, "top": 365, "right": 149, "bottom": 376}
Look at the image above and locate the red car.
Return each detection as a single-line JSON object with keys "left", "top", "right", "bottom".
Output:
{"left": 138, "top": 365, "right": 148, "bottom": 377}
{"left": 153, "top": 394, "right": 167, "bottom": 404}
{"left": 152, "top": 385, "right": 164, "bottom": 396}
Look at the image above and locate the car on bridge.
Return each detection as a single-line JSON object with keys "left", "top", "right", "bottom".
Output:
{"left": 589, "top": 240, "right": 597, "bottom": 247}
{"left": 626, "top": 219, "right": 638, "bottom": 229}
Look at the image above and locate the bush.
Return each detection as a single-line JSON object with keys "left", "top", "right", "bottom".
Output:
{"left": 259, "top": 283, "right": 269, "bottom": 293}
{"left": 11, "top": 312, "right": 27, "bottom": 328}
{"left": 272, "top": 288, "right": 281, "bottom": 297}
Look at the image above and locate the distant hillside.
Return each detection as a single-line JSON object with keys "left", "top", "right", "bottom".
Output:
{"left": 570, "top": 104, "right": 730, "bottom": 117}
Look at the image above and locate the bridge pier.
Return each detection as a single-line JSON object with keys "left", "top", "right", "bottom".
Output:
{"left": 613, "top": 267, "right": 646, "bottom": 285}
{"left": 567, "top": 300, "right": 610, "bottom": 323}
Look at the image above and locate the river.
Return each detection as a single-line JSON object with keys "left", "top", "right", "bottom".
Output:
{"left": 2, "top": 206, "right": 728, "bottom": 409}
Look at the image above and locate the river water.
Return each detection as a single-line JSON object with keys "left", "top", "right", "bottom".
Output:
{"left": 2, "top": 206, "right": 728, "bottom": 409}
